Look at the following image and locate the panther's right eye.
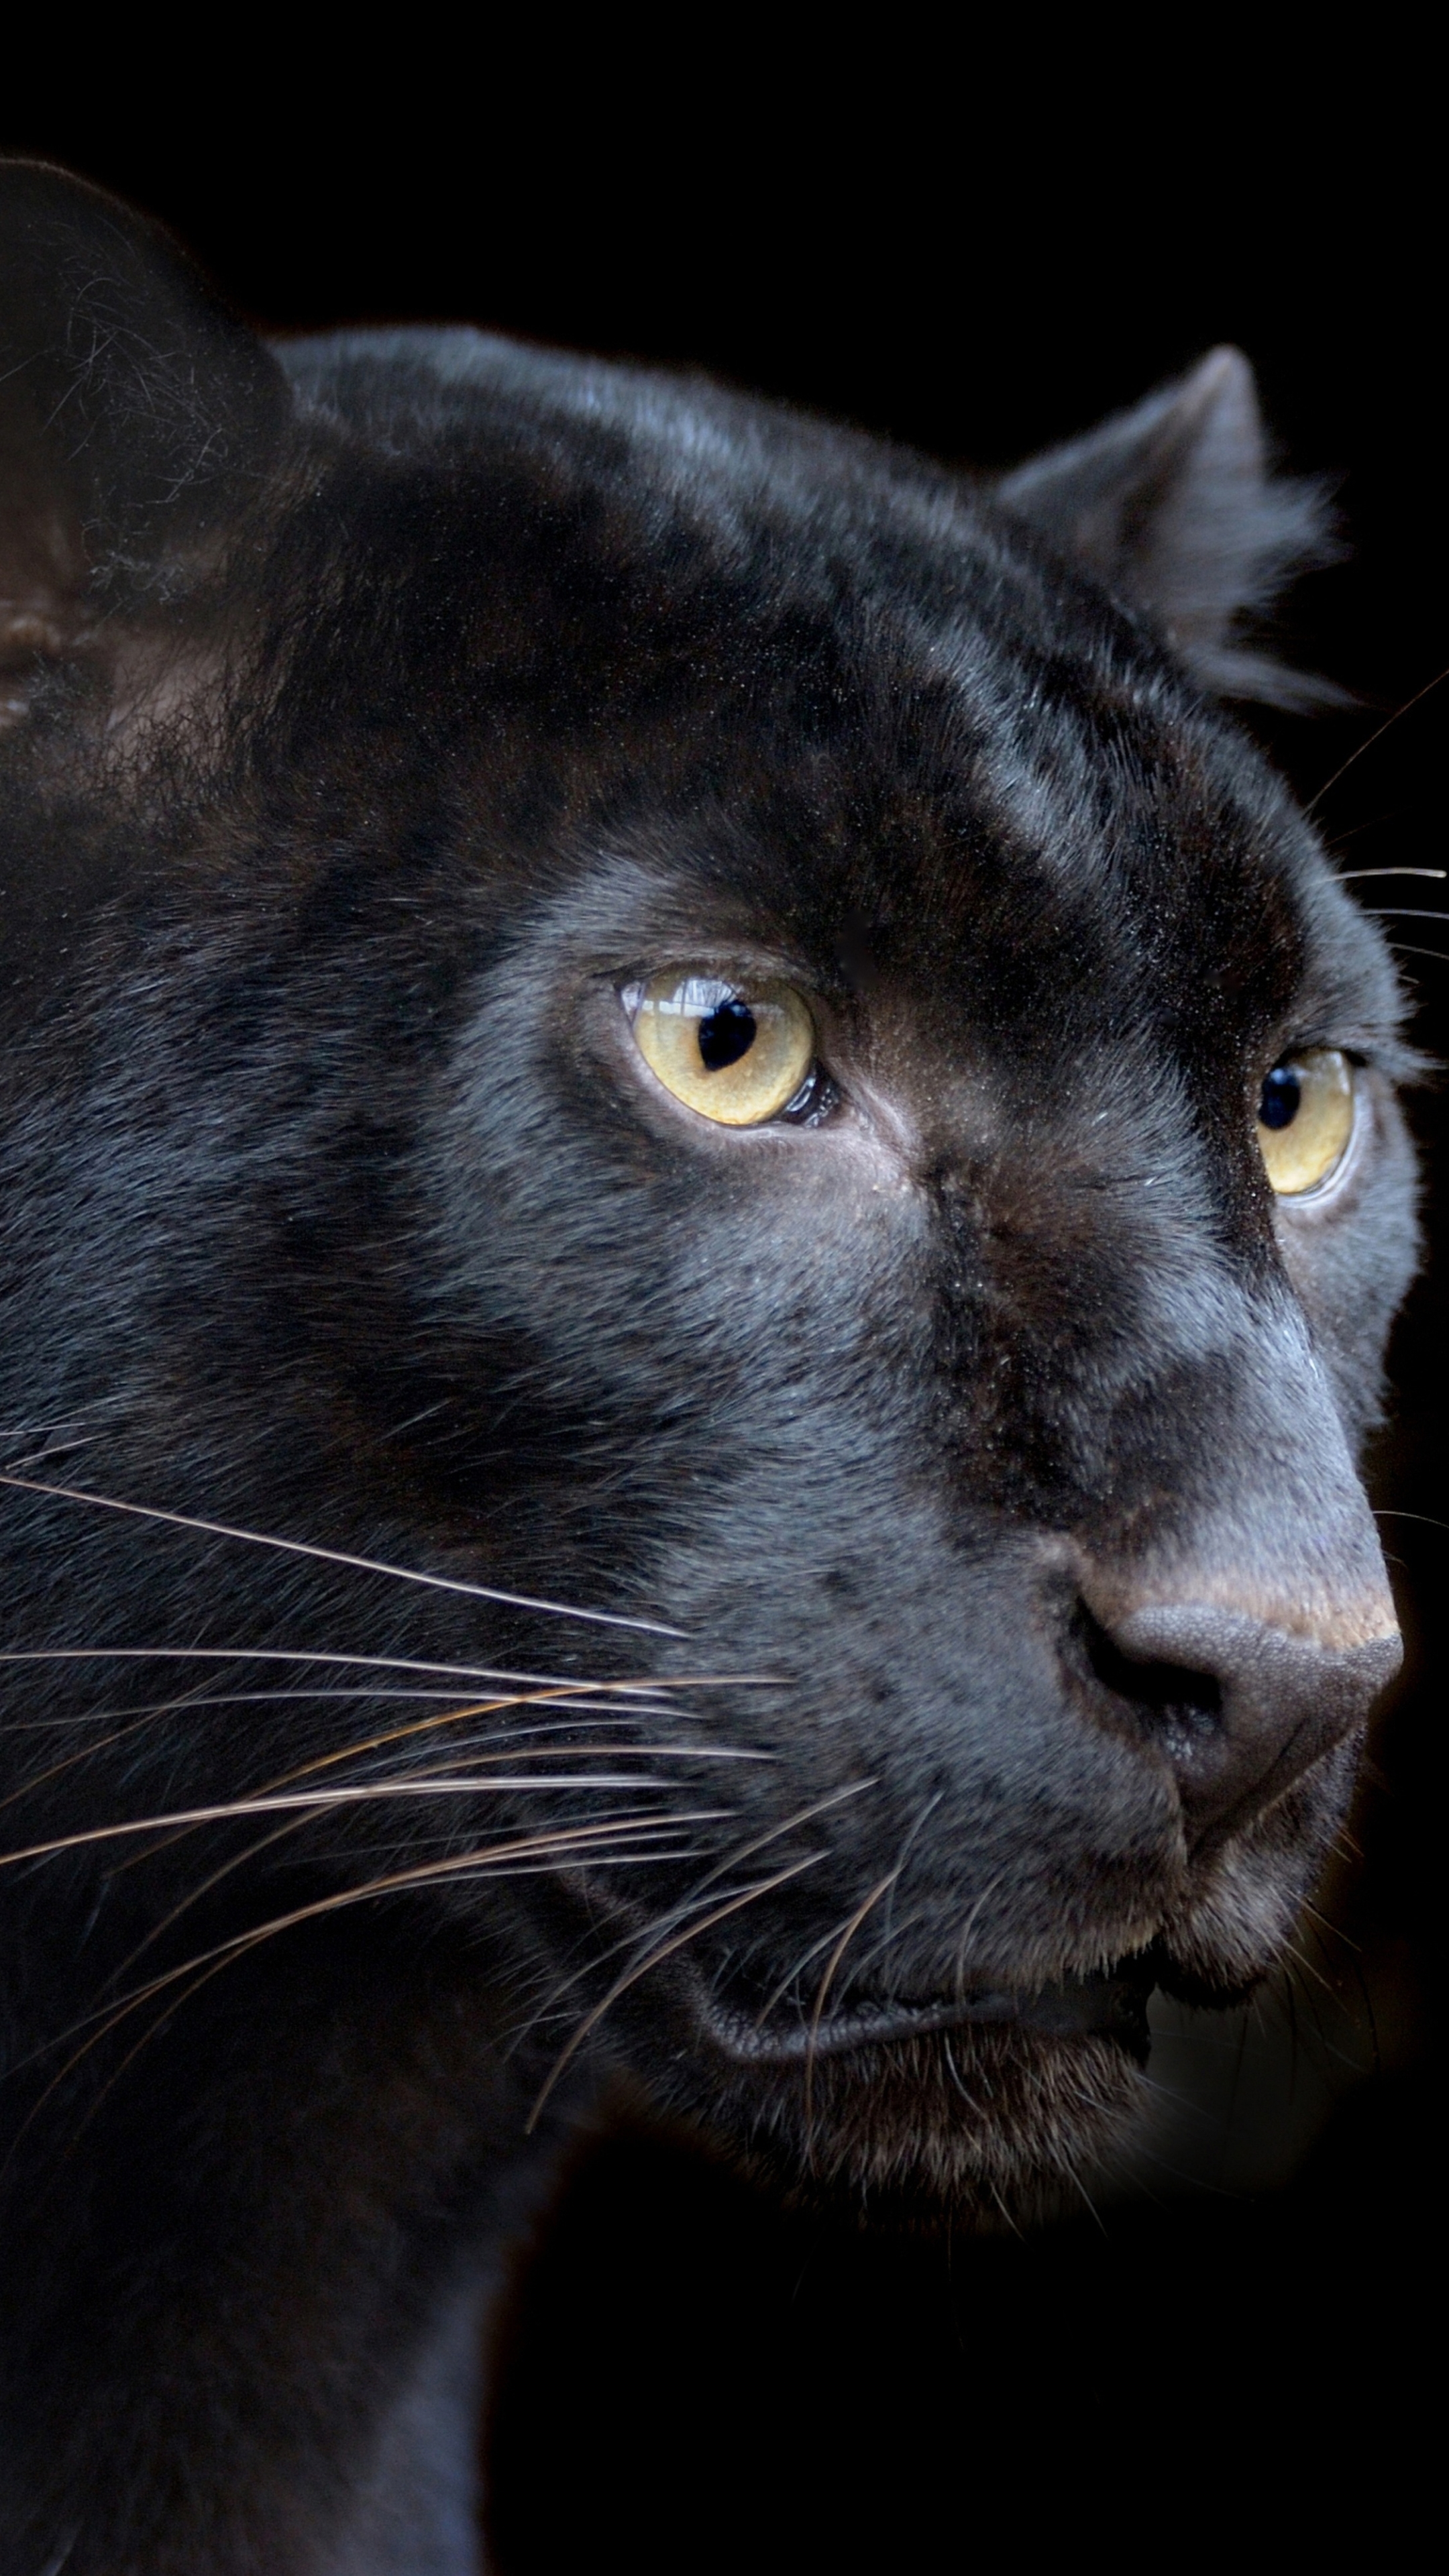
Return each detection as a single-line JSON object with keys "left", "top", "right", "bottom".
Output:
{"left": 630, "top": 971, "right": 816, "bottom": 1125}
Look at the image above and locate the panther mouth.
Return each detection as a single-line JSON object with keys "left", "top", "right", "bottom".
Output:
{"left": 699, "top": 1957, "right": 1157, "bottom": 2066}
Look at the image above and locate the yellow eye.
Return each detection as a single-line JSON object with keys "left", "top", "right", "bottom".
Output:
{"left": 632, "top": 971, "right": 815, "bottom": 1125}
{"left": 1256, "top": 1049, "right": 1356, "bottom": 1195}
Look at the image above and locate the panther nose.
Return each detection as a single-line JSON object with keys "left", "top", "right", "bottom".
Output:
{"left": 1081, "top": 1591, "right": 1403, "bottom": 1841}
{"left": 1072, "top": 1304, "right": 1407, "bottom": 1839}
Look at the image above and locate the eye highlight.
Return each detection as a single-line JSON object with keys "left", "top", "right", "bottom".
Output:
{"left": 1256, "top": 1049, "right": 1356, "bottom": 1196}
{"left": 631, "top": 971, "right": 816, "bottom": 1124}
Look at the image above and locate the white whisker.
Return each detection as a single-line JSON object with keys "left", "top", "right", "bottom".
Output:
{"left": 508, "top": 1779, "right": 875, "bottom": 2041}
{"left": 2, "top": 1790, "right": 737, "bottom": 1870}
{"left": 526, "top": 1850, "right": 826, "bottom": 2127}
{"left": 1, "top": 1817, "right": 714, "bottom": 2123}
{"left": 802, "top": 1870, "right": 902, "bottom": 2145}
{"left": 0, "top": 1646, "right": 672, "bottom": 1688}
{"left": 0, "top": 1644, "right": 774, "bottom": 1697}
{"left": 0, "top": 1470, "right": 684, "bottom": 1637}
{"left": 837, "top": 1902, "right": 932, "bottom": 1989}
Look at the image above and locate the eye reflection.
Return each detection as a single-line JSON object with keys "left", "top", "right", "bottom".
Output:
{"left": 697, "top": 997, "right": 757, "bottom": 1072}
{"left": 1258, "top": 1065, "right": 1301, "bottom": 1131}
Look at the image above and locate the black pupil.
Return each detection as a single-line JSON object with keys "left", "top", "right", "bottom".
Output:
{"left": 1259, "top": 1065, "right": 1301, "bottom": 1130}
{"left": 697, "top": 998, "right": 757, "bottom": 1073}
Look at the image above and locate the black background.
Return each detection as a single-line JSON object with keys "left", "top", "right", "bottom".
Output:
{"left": 4, "top": 103, "right": 1440, "bottom": 2561}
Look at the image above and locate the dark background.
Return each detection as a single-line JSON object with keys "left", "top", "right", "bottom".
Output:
{"left": 4, "top": 109, "right": 1440, "bottom": 2559}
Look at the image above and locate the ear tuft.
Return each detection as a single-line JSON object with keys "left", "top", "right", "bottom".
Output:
{"left": 996, "top": 347, "right": 1344, "bottom": 710}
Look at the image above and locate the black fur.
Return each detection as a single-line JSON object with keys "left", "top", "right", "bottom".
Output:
{"left": 0, "top": 165, "right": 1419, "bottom": 2569}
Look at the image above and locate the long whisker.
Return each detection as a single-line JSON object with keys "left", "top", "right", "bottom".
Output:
{"left": 0, "top": 1686, "right": 766, "bottom": 1750}
{"left": 0, "top": 1780, "right": 738, "bottom": 1872}
{"left": 524, "top": 1851, "right": 826, "bottom": 2129}
{"left": 1338, "top": 866, "right": 1447, "bottom": 881}
{"left": 258, "top": 1689, "right": 615, "bottom": 1789}
{"left": 0, "top": 1689, "right": 684, "bottom": 1732}
{"left": 1303, "top": 661, "right": 1449, "bottom": 816}
{"left": 840, "top": 1902, "right": 933, "bottom": 1988}
{"left": 6, "top": 1702, "right": 684, "bottom": 1876}
{"left": 106, "top": 1731, "right": 751, "bottom": 1974}
{"left": 746, "top": 1920, "right": 856, "bottom": 2031}
{"left": 0, "top": 1646, "right": 615, "bottom": 1681}
{"left": 803, "top": 1870, "right": 901, "bottom": 2160}
{"left": 743, "top": 1796, "right": 936, "bottom": 2031}
{"left": 1280, "top": 1935, "right": 1338, "bottom": 2006}
{"left": 871, "top": 1790, "right": 941, "bottom": 1958}
{"left": 270, "top": 1731, "right": 764, "bottom": 1792}
{"left": 0, "top": 1470, "right": 684, "bottom": 1638}
{"left": 0, "top": 1690, "right": 605, "bottom": 1735}
{"left": 250, "top": 1688, "right": 764, "bottom": 1798}
{"left": 0, "top": 1437, "right": 99, "bottom": 1476}
{"left": 949, "top": 1874, "right": 1006, "bottom": 1998}
{"left": 0, "top": 1648, "right": 773, "bottom": 1710}
{"left": 105, "top": 1809, "right": 323, "bottom": 1982}
{"left": 778, "top": 1790, "right": 939, "bottom": 2035}
{"left": 0, "top": 1646, "right": 752, "bottom": 1691}
{"left": 96, "top": 1674, "right": 761, "bottom": 1874}
{"left": 511, "top": 1780, "right": 875, "bottom": 2041}
{"left": 0, "top": 1713, "right": 178, "bottom": 1813}
{"left": 3, "top": 1818, "right": 710, "bottom": 2174}
{"left": 101, "top": 1731, "right": 756, "bottom": 1883}
{"left": 9, "top": 1817, "right": 713, "bottom": 2083}
{"left": 62, "top": 1838, "right": 714, "bottom": 2171}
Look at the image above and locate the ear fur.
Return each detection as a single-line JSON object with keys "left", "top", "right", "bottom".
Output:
{"left": 996, "top": 347, "right": 1344, "bottom": 710}
{"left": 0, "top": 160, "right": 288, "bottom": 728}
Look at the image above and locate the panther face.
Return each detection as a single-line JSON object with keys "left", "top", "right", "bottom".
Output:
{"left": 0, "top": 170, "right": 1415, "bottom": 2233}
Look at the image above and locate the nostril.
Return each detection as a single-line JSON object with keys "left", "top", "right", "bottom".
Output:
{"left": 1073, "top": 1601, "right": 1222, "bottom": 1750}
{"left": 1066, "top": 1584, "right": 1401, "bottom": 1839}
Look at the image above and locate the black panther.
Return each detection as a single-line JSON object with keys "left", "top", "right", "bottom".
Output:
{"left": 0, "top": 163, "right": 1418, "bottom": 2569}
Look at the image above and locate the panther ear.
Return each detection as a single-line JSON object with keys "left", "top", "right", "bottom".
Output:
{"left": 996, "top": 347, "right": 1343, "bottom": 710}
{"left": 0, "top": 160, "right": 288, "bottom": 728}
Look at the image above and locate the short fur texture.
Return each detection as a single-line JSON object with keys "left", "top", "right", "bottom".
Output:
{"left": 0, "top": 166, "right": 1419, "bottom": 2570}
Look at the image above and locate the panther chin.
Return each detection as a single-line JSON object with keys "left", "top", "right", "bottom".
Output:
{"left": 642, "top": 1975, "right": 1159, "bottom": 2229}
{"left": 611, "top": 1814, "right": 1328, "bottom": 2227}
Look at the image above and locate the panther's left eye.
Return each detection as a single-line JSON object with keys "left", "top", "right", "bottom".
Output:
{"left": 631, "top": 971, "right": 816, "bottom": 1124}
{"left": 1256, "top": 1048, "right": 1356, "bottom": 1195}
